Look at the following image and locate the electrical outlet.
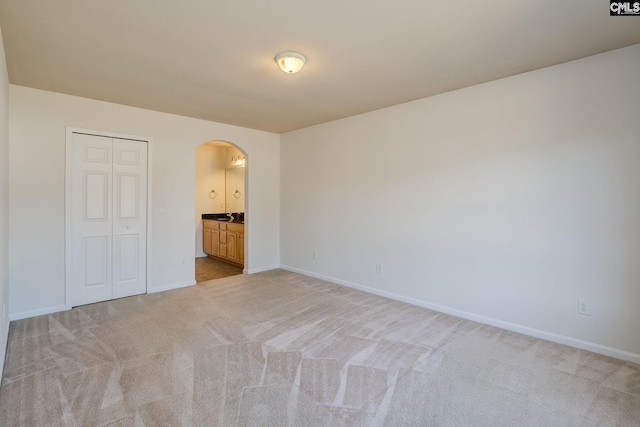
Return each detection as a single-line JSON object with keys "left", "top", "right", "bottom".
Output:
{"left": 578, "top": 299, "right": 591, "bottom": 316}
{"left": 376, "top": 263, "right": 383, "bottom": 274}
{"left": 181, "top": 258, "right": 186, "bottom": 267}
{"left": 312, "top": 251, "right": 317, "bottom": 260}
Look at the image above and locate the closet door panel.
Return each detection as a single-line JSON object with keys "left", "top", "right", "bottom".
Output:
{"left": 70, "top": 133, "right": 113, "bottom": 306}
{"left": 112, "top": 139, "right": 148, "bottom": 299}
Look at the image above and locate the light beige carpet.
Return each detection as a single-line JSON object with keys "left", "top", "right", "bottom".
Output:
{"left": 1, "top": 269, "right": 639, "bottom": 426}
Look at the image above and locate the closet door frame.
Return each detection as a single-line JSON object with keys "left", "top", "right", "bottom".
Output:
{"left": 65, "top": 127, "right": 153, "bottom": 309}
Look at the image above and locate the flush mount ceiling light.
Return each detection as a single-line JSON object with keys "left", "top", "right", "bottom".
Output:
{"left": 275, "top": 51, "right": 306, "bottom": 74}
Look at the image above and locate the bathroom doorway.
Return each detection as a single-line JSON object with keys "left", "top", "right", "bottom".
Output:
{"left": 194, "top": 141, "right": 247, "bottom": 283}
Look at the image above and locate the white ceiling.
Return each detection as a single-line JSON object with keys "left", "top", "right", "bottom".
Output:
{"left": 1, "top": 0, "right": 639, "bottom": 133}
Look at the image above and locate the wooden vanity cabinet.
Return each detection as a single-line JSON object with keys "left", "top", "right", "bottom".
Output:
{"left": 202, "top": 220, "right": 244, "bottom": 266}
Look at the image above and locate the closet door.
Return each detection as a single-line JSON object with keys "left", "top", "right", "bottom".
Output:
{"left": 112, "top": 139, "right": 147, "bottom": 299}
{"left": 70, "top": 134, "right": 114, "bottom": 306}
{"left": 69, "top": 133, "right": 147, "bottom": 306}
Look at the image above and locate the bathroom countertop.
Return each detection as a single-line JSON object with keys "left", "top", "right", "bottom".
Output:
{"left": 202, "top": 213, "right": 244, "bottom": 224}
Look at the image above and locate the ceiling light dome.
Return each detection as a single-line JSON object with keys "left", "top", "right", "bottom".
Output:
{"left": 275, "top": 52, "right": 306, "bottom": 74}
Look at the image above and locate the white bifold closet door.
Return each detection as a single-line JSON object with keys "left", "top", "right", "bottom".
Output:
{"left": 70, "top": 133, "right": 148, "bottom": 306}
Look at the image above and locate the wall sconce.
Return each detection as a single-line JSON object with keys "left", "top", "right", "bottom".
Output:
{"left": 275, "top": 52, "right": 306, "bottom": 74}
{"left": 231, "top": 156, "right": 245, "bottom": 167}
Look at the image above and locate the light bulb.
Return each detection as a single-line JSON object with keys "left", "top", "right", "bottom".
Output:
{"left": 275, "top": 52, "right": 306, "bottom": 74}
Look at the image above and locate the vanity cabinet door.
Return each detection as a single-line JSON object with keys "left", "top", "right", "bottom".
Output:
{"left": 211, "top": 229, "right": 220, "bottom": 256}
{"left": 203, "top": 227, "right": 212, "bottom": 254}
{"left": 238, "top": 232, "right": 244, "bottom": 264}
{"left": 227, "top": 232, "right": 238, "bottom": 262}
{"left": 203, "top": 220, "right": 214, "bottom": 255}
{"left": 227, "top": 223, "right": 243, "bottom": 264}
{"left": 203, "top": 220, "right": 220, "bottom": 256}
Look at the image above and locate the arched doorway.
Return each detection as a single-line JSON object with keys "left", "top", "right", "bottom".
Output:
{"left": 194, "top": 140, "right": 247, "bottom": 283}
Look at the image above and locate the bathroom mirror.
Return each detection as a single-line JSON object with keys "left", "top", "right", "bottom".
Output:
{"left": 225, "top": 167, "right": 245, "bottom": 213}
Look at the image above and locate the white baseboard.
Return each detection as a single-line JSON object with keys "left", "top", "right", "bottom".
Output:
{"left": 147, "top": 280, "right": 196, "bottom": 294}
{"left": 9, "top": 281, "right": 197, "bottom": 320}
{"left": 279, "top": 265, "right": 640, "bottom": 365}
{"left": 196, "top": 252, "right": 207, "bottom": 258}
{"left": 9, "top": 304, "right": 68, "bottom": 321}
{"left": 246, "top": 264, "right": 281, "bottom": 274}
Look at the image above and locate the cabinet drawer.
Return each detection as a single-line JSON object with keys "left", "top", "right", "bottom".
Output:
{"left": 203, "top": 220, "right": 218, "bottom": 230}
{"left": 228, "top": 223, "right": 244, "bottom": 233}
{"left": 219, "top": 223, "right": 227, "bottom": 231}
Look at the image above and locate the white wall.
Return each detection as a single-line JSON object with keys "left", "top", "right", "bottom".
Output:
{"left": 281, "top": 44, "right": 640, "bottom": 361}
{"left": 9, "top": 86, "right": 280, "bottom": 318}
{"left": 195, "top": 144, "right": 226, "bottom": 257}
{"left": 0, "top": 26, "right": 11, "bottom": 378}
